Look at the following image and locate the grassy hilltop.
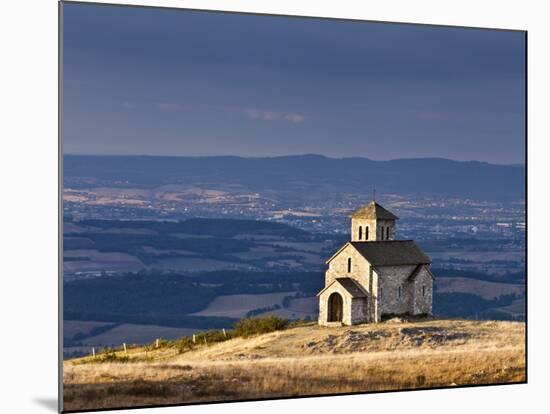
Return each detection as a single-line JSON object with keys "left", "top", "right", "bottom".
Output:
{"left": 63, "top": 318, "right": 525, "bottom": 412}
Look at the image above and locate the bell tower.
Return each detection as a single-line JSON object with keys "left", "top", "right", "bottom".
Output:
{"left": 350, "top": 201, "right": 399, "bottom": 242}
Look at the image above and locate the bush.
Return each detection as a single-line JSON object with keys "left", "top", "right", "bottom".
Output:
{"left": 174, "top": 329, "right": 233, "bottom": 353}
{"left": 149, "top": 338, "right": 170, "bottom": 349}
{"left": 195, "top": 330, "right": 234, "bottom": 344}
{"left": 233, "top": 315, "right": 288, "bottom": 338}
{"left": 92, "top": 348, "right": 130, "bottom": 363}
{"left": 175, "top": 336, "right": 194, "bottom": 354}
{"left": 245, "top": 304, "right": 281, "bottom": 318}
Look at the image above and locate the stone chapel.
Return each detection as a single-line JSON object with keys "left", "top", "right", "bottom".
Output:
{"left": 317, "top": 200, "right": 433, "bottom": 325}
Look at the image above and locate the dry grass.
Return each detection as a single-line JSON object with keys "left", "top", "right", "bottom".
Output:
{"left": 63, "top": 319, "right": 525, "bottom": 411}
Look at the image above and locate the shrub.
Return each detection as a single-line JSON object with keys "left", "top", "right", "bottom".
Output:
{"left": 174, "top": 330, "right": 233, "bottom": 353}
{"left": 245, "top": 304, "right": 281, "bottom": 318}
{"left": 175, "top": 337, "right": 194, "bottom": 354}
{"left": 195, "top": 330, "right": 234, "bottom": 344}
{"left": 157, "top": 338, "right": 170, "bottom": 348}
{"left": 288, "top": 318, "right": 314, "bottom": 328}
{"left": 233, "top": 315, "right": 288, "bottom": 338}
{"left": 88, "top": 349, "right": 130, "bottom": 363}
{"left": 100, "top": 346, "right": 113, "bottom": 354}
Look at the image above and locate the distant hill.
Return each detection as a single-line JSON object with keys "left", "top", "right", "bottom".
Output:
{"left": 64, "top": 154, "right": 525, "bottom": 201}
{"left": 75, "top": 217, "right": 309, "bottom": 239}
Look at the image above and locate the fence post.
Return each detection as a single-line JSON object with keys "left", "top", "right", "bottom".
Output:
{"left": 123, "top": 343, "right": 127, "bottom": 354}
{"left": 192, "top": 334, "right": 196, "bottom": 344}
{"left": 223, "top": 328, "right": 227, "bottom": 338}
{"left": 92, "top": 347, "right": 96, "bottom": 358}
{"left": 155, "top": 338, "right": 159, "bottom": 348}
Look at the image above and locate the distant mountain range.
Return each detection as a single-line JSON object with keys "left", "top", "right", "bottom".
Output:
{"left": 64, "top": 154, "right": 525, "bottom": 201}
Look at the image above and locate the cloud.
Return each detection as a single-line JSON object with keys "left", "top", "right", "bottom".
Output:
{"left": 242, "top": 108, "right": 278, "bottom": 121}
{"left": 283, "top": 113, "right": 305, "bottom": 123}
{"left": 238, "top": 107, "right": 305, "bottom": 123}
{"left": 120, "top": 100, "right": 189, "bottom": 112}
{"left": 122, "top": 101, "right": 306, "bottom": 124}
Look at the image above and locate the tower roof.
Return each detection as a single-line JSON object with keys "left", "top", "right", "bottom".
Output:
{"left": 351, "top": 201, "right": 399, "bottom": 220}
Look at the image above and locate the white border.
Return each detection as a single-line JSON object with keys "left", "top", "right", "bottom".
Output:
{"left": 2, "top": 1, "right": 548, "bottom": 413}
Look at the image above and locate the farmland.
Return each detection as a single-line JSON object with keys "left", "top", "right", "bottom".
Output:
{"left": 62, "top": 216, "right": 525, "bottom": 358}
{"left": 435, "top": 277, "right": 524, "bottom": 300}
{"left": 63, "top": 217, "right": 329, "bottom": 278}
{"left": 191, "top": 292, "right": 296, "bottom": 318}
{"left": 80, "top": 324, "right": 197, "bottom": 347}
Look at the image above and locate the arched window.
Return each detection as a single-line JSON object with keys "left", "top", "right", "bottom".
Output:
{"left": 365, "top": 226, "right": 369, "bottom": 240}
{"left": 358, "top": 226, "right": 363, "bottom": 240}
{"left": 386, "top": 227, "right": 390, "bottom": 240}
{"left": 347, "top": 257, "right": 352, "bottom": 273}
{"left": 380, "top": 226, "right": 385, "bottom": 240}
{"left": 398, "top": 285, "right": 402, "bottom": 298}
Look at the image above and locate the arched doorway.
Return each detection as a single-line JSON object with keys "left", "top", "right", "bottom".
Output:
{"left": 327, "top": 292, "right": 343, "bottom": 322}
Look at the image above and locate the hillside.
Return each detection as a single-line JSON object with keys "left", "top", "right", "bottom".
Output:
{"left": 63, "top": 318, "right": 526, "bottom": 411}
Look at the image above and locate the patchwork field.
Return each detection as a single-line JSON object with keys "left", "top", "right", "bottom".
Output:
{"left": 435, "top": 277, "right": 524, "bottom": 300}
{"left": 63, "top": 320, "right": 116, "bottom": 339}
{"left": 64, "top": 249, "right": 145, "bottom": 274}
{"left": 64, "top": 186, "right": 233, "bottom": 207}
{"left": 155, "top": 257, "right": 253, "bottom": 272}
{"left": 64, "top": 321, "right": 200, "bottom": 358}
{"left": 430, "top": 250, "right": 525, "bottom": 263}
{"left": 252, "top": 296, "right": 319, "bottom": 320}
{"left": 191, "top": 292, "right": 296, "bottom": 318}
{"left": 62, "top": 217, "right": 525, "bottom": 345}
{"left": 83, "top": 324, "right": 198, "bottom": 347}
{"left": 62, "top": 218, "right": 327, "bottom": 277}
{"left": 494, "top": 299, "right": 526, "bottom": 318}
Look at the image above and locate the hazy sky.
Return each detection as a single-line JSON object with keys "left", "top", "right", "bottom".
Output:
{"left": 63, "top": 3, "right": 525, "bottom": 164}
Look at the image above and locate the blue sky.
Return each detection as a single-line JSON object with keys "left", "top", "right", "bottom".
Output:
{"left": 63, "top": 3, "right": 525, "bottom": 164}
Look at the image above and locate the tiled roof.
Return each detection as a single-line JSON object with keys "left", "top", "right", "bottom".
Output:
{"left": 334, "top": 277, "right": 368, "bottom": 298}
{"left": 350, "top": 240, "right": 430, "bottom": 266}
{"left": 351, "top": 201, "right": 399, "bottom": 220}
{"left": 316, "top": 277, "right": 368, "bottom": 298}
